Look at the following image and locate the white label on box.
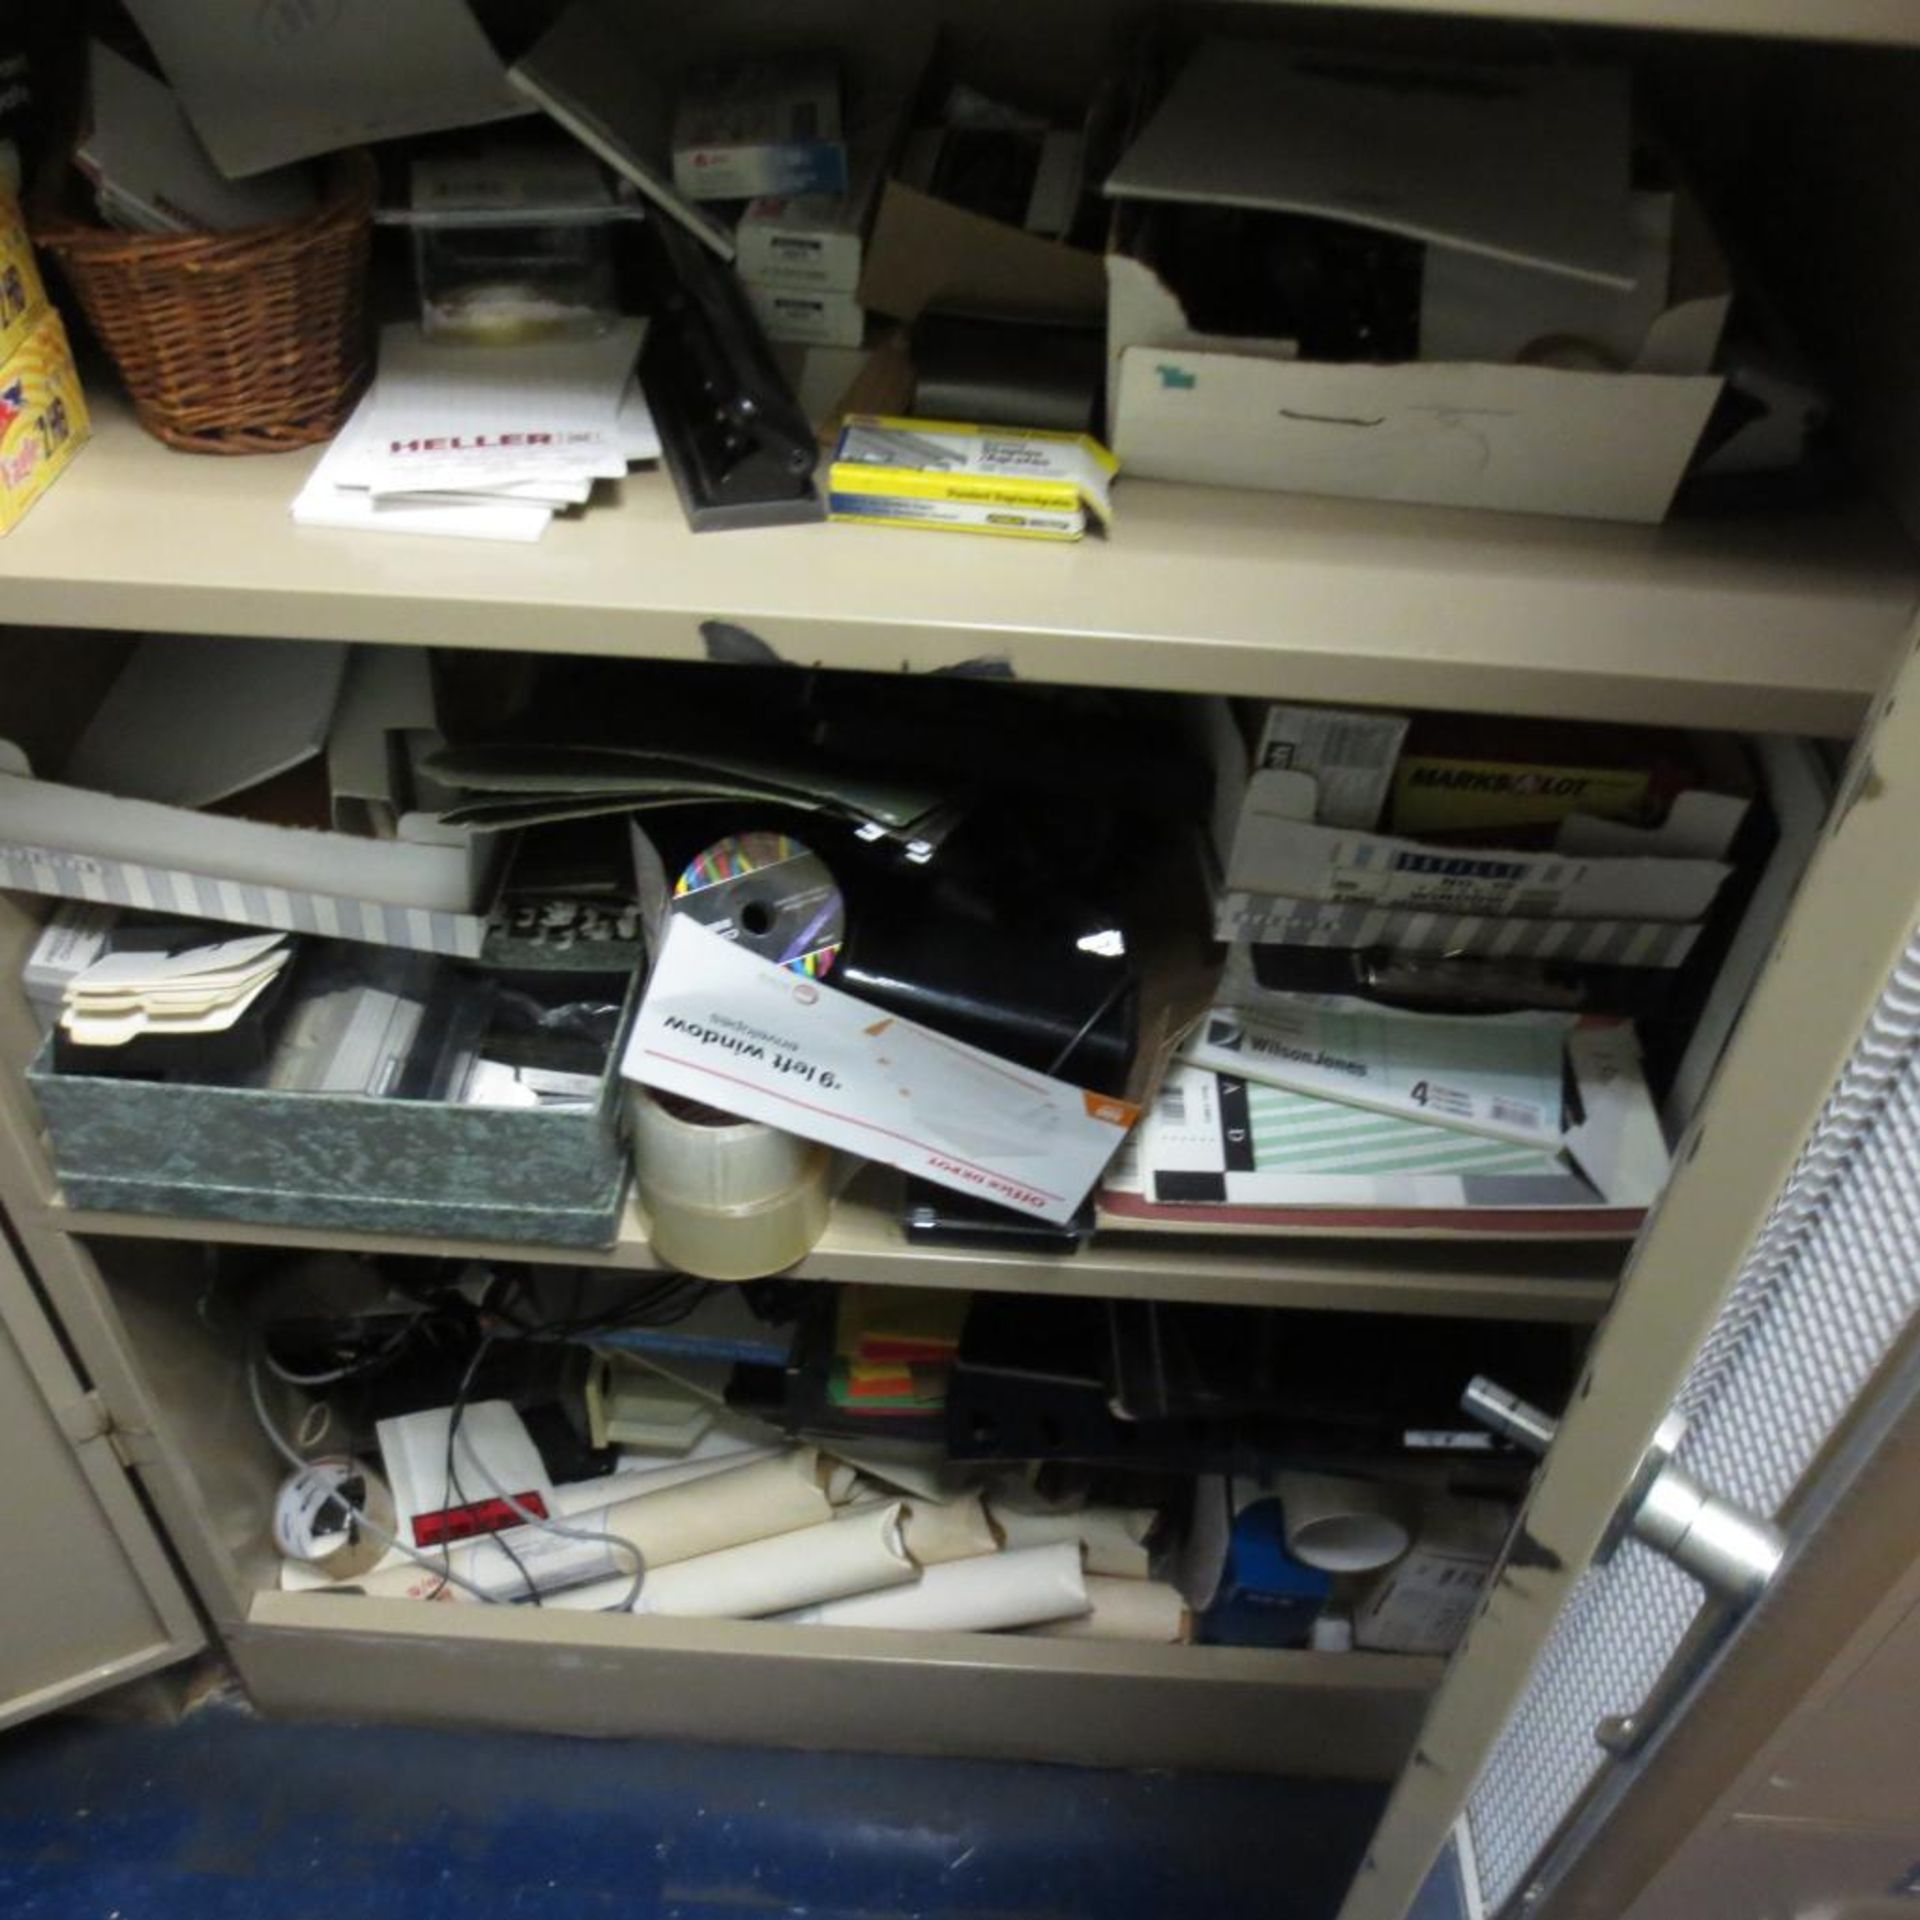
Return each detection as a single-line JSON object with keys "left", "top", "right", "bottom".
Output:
{"left": 1256, "top": 705, "right": 1408, "bottom": 832}
{"left": 623, "top": 918, "right": 1138, "bottom": 1224}
{"left": 744, "top": 283, "right": 864, "bottom": 348}
{"left": 1229, "top": 801, "right": 1730, "bottom": 924}
{"left": 1215, "top": 892, "right": 1704, "bottom": 969}
{"left": 1356, "top": 1547, "right": 1496, "bottom": 1654}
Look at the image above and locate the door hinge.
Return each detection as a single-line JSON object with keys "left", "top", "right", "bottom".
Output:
{"left": 57, "top": 1388, "right": 140, "bottom": 1470}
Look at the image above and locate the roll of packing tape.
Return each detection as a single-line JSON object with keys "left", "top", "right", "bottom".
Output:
{"left": 272, "top": 1457, "right": 396, "bottom": 1580}
{"left": 632, "top": 1088, "right": 832, "bottom": 1280}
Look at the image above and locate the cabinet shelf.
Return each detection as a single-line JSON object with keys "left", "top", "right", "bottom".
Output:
{"left": 241, "top": 1589, "right": 1444, "bottom": 1778}
{"left": 2, "top": 391, "right": 1910, "bottom": 731}
{"left": 44, "top": 1169, "right": 1621, "bottom": 1321}
{"left": 1238, "top": 0, "right": 1920, "bottom": 47}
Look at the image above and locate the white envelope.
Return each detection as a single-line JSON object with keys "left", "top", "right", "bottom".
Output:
{"left": 622, "top": 918, "right": 1139, "bottom": 1225}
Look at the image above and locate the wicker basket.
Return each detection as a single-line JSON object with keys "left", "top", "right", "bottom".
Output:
{"left": 32, "top": 150, "right": 376, "bottom": 454}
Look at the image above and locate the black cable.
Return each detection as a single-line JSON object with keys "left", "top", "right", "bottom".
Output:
{"left": 440, "top": 1328, "right": 542, "bottom": 1607}
{"left": 266, "top": 1263, "right": 726, "bottom": 1607}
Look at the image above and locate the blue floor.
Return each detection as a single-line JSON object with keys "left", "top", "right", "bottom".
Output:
{"left": 0, "top": 1704, "right": 1384, "bottom": 1919}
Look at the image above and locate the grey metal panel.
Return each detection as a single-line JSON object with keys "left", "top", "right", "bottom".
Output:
{"left": 238, "top": 1594, "right": 1440, "bottom": 1779}
{"left": 0, "top": 1231, "right": 201, "bottom": 1727}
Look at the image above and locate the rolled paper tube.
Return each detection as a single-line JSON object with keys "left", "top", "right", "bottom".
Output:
{"left": 988, "top": 1500, "right": 1158, "bottom": 1579}
{"left": 778, "top": 1542, "right": 1090, "bottom": 1633}
{"left": 546, "top": 1502, "right": 918, "bottom": 1618}
{"left": 1026, "top": 1576, "right": 1192, "bottom": 1644}
{"left": 845, "top": 1490, "right": 999, "bottom": 1566}
{"left": 344, "top": 1449, "right": 833, "bottom": 1602}
{"left": 551, "top": 1444, "right": 783, "bottom": 1515}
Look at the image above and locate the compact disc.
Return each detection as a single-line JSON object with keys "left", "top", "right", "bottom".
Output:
{"left": 671, "top": 832, "right": 845, "bottom": 977}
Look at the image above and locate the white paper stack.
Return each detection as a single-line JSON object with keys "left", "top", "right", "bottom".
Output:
{"left": 293, "top": 320, "right": 660, "bottom": 542}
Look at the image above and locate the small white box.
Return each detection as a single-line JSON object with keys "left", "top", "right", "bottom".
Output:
{"left": 736, "top": 138, "right": 887, "bottom": 293}
{"left": 745, "top": 282, "right": 864, "bottom": 348}
{"left": 22, "top": 902, "right": 117, "bottom": 1034}
{"left": 672, "top": 59, "right": 847, "bottom": 203}
{"left": 1355, "top": 1497, "right": 1512, "bottom": 1654}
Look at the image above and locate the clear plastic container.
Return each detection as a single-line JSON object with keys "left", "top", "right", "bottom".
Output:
{"left": 401, "top": 150, "right": 629, "bottom": 344}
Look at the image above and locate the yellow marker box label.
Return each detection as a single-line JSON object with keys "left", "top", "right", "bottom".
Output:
{"left": 1392, "top": 757, "right": 1652, "bottom": 837}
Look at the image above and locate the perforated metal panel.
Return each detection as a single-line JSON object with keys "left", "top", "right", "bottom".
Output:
{"left": 1464, "top": 940, "right": 1920, "bottom": 1914}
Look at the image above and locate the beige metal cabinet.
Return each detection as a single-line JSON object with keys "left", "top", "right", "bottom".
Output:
{"left": 4, "top": 3, "right": 1920, "bottom": 1917}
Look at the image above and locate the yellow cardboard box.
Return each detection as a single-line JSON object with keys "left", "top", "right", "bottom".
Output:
{"left": 828, "top": 415, "right": 1116, "bottom": 541}
{"left": 0, "top": 308, "right": 90, "bottom": 536}
{"left": 0, "top": 190, "right": 50, "bottom": 363}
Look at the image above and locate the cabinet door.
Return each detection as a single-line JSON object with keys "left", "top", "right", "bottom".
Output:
{"left": 0, "top": 1223, "right": 202, "bottom": 1727}
{"left": 1343, "top": 629, "right": 1920, "bottom": 1920}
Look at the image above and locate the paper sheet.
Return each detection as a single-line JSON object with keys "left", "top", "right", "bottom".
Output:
{"left": 1104, "top": 1031, "right": 1667, "bottom": 1224}
{"left": 1026, "top": 1576, "right": 1191, "bottom": 1644}
{"left": 779, "top": 1542, "right": 1089, "bottom": 1633}
{"left": 988, "top": 1500, "right": 1157, "bottom": 1580}
{"left": 64, "top": 635, "right": 348, "bottom": 810}
{"left": 338, "top": 321, "right": 648, "bottom": 497}
{"left": 125, "top": 0, "right": 527, "bottom": 180}
{"left": 1105, "top": 41, "right": 1637, "bottom": 287}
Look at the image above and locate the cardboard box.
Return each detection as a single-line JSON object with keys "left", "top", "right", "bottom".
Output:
{"left": 1226, "top": 784, "right": 1736, "bottom": 924}
{"left": 671, "top": 58, "right": 847, "bottom": 202}
{"left": 1215, "top": 714, "right": 1750, "bottom": 949}
{"left": 0, "top": 309, "right": 89, "bottom": 537}
{"left": 860, "top": 176, "right": 1105, "bottom": 324}
{"left": 0, "top": 639, "right": 495, "bottom": 957}
{"left": 1214, "top": 893, "right": 1708, "bottom": 970}
{"left": 1103, "top": 44, "right": 1731, "bottom": 523}
{"left": 27, "top": 969, "right": 638, "bottom": 1248}
{"left": 745, "top": 281, "right": 864, "bottom": 349}
{"left": 1355, "top": 1496, "right": 1513, "bottom": 1654}
{"left": 0, "top": 187, "right": 49, "bottom": 362}
{"left": 827, "top": 414, "right": 1116, "bottom": 542}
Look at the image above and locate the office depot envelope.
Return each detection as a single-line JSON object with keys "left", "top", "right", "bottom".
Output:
{"left": 623, "top": 918, "right": 1140, "bottom": 1224}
